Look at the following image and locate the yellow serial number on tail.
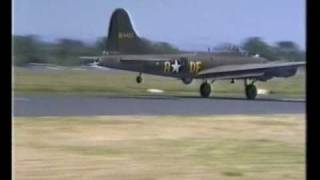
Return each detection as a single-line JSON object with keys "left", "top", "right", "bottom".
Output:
{"left": 118, "top": 32, "right": 134, "bottom": 39}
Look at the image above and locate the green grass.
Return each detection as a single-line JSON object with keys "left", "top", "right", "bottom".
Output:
{"left": 14, "top": 115, "right": 305, "bottom": 180}
{"left": 13, "top": 67, "right": 305, "bottom": 98}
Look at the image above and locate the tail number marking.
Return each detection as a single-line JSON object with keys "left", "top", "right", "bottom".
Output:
{"left": 118, "top": 32, "right": 134, "bottom": 39}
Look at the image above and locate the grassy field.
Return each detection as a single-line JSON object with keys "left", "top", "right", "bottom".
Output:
{"left": 14, "top": 115, "right": 305, "bottom": 180}
{"left": 13, "top": 67, "right": 305, "bottom": 98}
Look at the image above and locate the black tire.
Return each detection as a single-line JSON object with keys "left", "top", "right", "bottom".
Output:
{"left": 200, "top": 82, "right": 211, "bottom": 98}
{"left": 245, "top": 84, "right": 257, "bottom": 100}
{"left": 136, "top": 76, "right": 142, "bottom": 84}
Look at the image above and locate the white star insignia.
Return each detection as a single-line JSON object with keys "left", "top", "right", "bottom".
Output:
{"left": 171, "top": 60, "right": 181, "bottom": 73}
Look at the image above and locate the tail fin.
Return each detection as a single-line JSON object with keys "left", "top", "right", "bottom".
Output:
{"left": 106, "top": 8, "right": 143, "bottom": 54}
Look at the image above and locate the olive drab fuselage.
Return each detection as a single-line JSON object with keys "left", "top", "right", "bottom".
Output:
{"left": 98, "top": 53, "right": 268, "bottom": 79}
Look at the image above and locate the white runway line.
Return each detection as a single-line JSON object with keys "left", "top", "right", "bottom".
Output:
{"left": 46, "top": 67, "right": 65, "bottom": 70}
{"left": 71, "top": 68, "right": 87, "bottom": 71}
{"left": 14, "top": 97, "right": 30, "bottom": 102}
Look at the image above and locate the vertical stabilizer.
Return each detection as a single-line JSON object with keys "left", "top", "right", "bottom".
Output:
{"left": 106, "top": 8, "right": 143, "bottom": 54}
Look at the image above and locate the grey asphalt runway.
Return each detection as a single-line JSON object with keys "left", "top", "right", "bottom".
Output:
{"left": 13, "top": 95, "right": 305, "bottom": 116}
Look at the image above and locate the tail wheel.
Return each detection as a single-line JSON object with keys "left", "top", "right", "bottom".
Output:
{"left": 200, "top": 82, "right": 211, "bottom": 98}
{"left": 136, "top": 76, "right": 143, "bottom": 84}
{"left": 245, "top": 84, "right": 257, "bottom": 100}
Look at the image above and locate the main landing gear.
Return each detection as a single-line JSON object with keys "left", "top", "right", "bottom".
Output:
{"left": 199, "top": 79, "right": 258, "bottom": 100}
{"left": 200, "top": 81, "right": 211, "bottom": 98}
{"left": 244, "top": 79, "right": 257, "bottom": 100}
{"left": 136, "top": 73, "right": 143, "bottom": 84}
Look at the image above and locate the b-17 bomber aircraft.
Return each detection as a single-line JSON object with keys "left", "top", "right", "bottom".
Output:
{"left": 81, "top": 8, "right": 305, "bottom": 100}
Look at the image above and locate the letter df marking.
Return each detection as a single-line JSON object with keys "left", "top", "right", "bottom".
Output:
{"left": 189, "top": 61, "right": 202, "bottom": 73}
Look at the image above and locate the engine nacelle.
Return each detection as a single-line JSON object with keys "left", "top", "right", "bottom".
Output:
{"left": 269, "top": 68, "right": 297, "bottom": 78}
{"left": 258, "top": 67, "right": 298, "bottom": 81}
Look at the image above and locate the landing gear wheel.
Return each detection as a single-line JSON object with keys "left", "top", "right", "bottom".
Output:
{"left": 136, "top": 76, "right": 143, "bottom": 84}
{"left": 245, "top": 84, "right": 257, "bottom": 100}
{"left": 200, "top": 82, "right": 211, "bottom": 98}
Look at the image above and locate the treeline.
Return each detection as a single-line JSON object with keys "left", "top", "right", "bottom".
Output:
{"left": 13, "top": 35, "right": 305, "bottom": 66}
{"left": 13, "top": 35, "right": 98, "bottom": 66}
{"left": 240, "top": 37, "right": 305, "bottom": 61}
{"left": 13, "top": 35, "right": 181, "bottom": 66}
{"left": 214, "top": 37, "right": 305, "bottom": 61}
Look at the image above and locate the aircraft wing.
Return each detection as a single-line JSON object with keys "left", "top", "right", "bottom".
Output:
{"left": 196, "top": 61, "right": 305, "bottom": 80}
{"left": 120, "top": 57, "right": 171, "bottom": 63}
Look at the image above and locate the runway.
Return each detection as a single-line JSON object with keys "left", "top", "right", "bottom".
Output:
{"left": 13, "top": 95, "right": 305, "bottom": 116}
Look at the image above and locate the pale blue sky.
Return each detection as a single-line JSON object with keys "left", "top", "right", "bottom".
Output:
{"left": 13, "top": 0, "right": 305, "bottom": 50}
